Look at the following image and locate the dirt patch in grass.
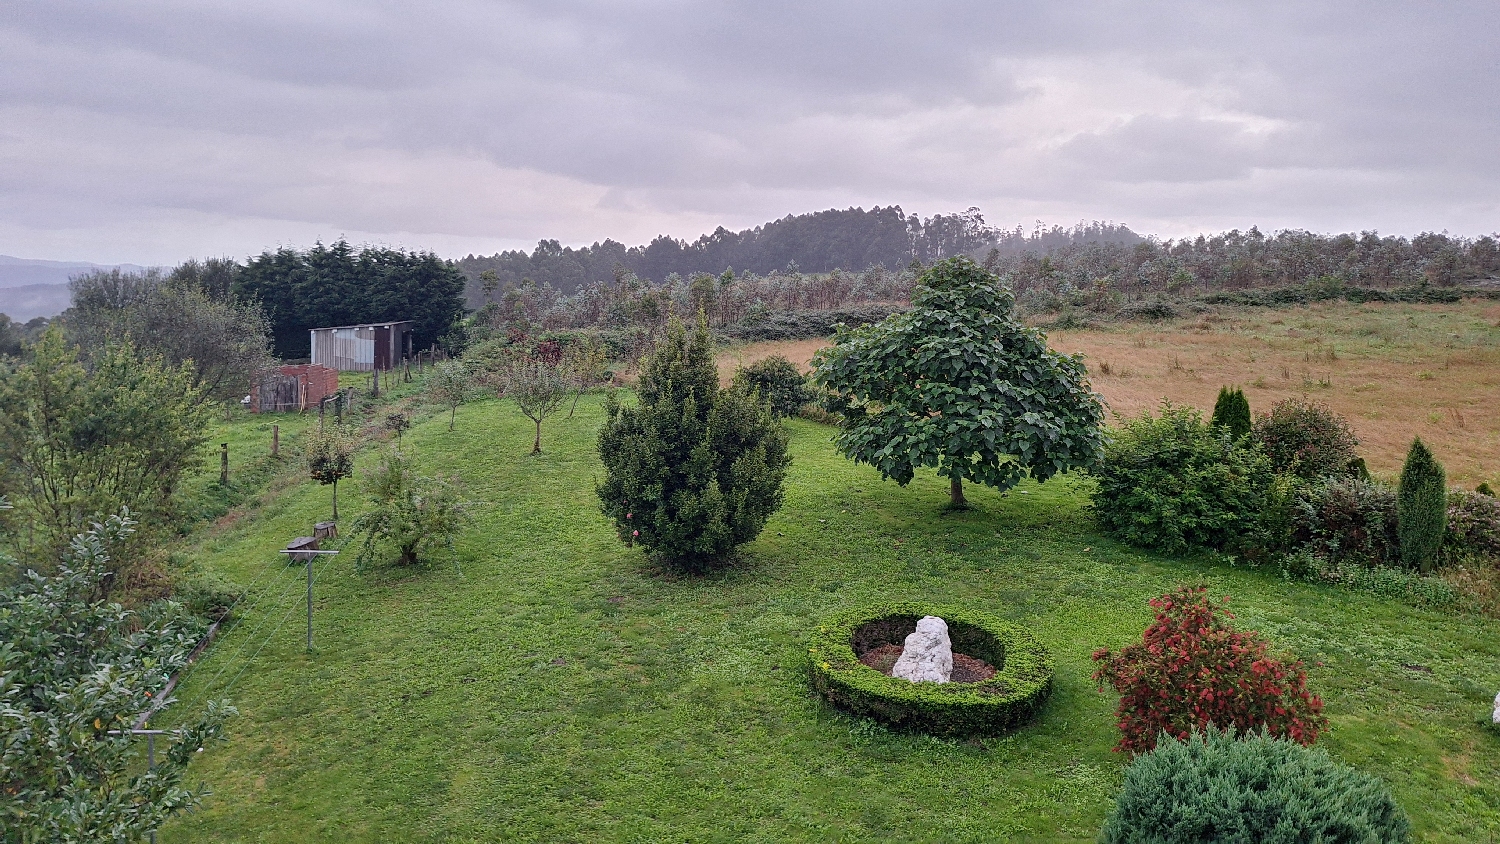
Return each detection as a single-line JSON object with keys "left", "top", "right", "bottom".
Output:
{"left": 858, "top": 643, "right": 998, "bottom": 683}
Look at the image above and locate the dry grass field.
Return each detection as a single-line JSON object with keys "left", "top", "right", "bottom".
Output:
{"left": 717, "top": 299, "right": 1500, "bottom": 486}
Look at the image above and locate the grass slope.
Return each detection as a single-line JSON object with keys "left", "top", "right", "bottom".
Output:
{"left": 162, "top": 395, "right": 1500, "bottom": 842}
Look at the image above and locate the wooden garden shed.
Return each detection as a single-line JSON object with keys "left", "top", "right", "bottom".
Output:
{"left": 309, "top": 321, "right": 414, "bottom": 372}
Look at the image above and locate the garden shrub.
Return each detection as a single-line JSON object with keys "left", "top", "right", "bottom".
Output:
{"left": 1210, "top": 386, "right": 1251, "bottom": 440}
{"left": 1293, "top": 476, "right": 1400, "bottom": 567}
{"left": 1444, "top": 489, "right": 1500, "bottom": 561}
{"left": 1091, "top": 402, "right": 1277, "bottom": 556}
{"left": 1100, "top": 728, "right": 1411, "bottom": 844}
{"left": 808, "top": 602, "right": 1052, "bottom": 736}
{"left": 1092, "top": 585, "right": 1326, "bottom": 754}
{"left": 176, "top": 571, "right": 245, "bottom": 622}
{"left": 1397, "top": 437, "right": 1447, "bottom": 572}
{"left": 597, "top": 314, "right": 791, "bottom": 572}
{"left": 732, "top": 355, "right": 814, "bottom": 418}
{"left": 347, "top": 450, "right": 475, "bottom": 568}
{"left": 1250, "top": 398, "right": 1358, "bottom": 480}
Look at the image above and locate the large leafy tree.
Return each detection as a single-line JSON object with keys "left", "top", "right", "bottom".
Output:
{"left": 0, "top": 329, "right": 212, "bottom": 562}
{"left": 65, "top": 267, "right": 275, "bottom": 403}
{"left": 597, "top": 314, "right": 790, "bottom": 572}
{"left": 0, "top": 509, "right": 235, "bottom": 842}
{"left": 813, "top": 256, "right": 1105, "bottom": 507}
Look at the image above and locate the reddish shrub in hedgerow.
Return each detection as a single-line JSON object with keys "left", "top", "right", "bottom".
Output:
{"left": 1092, "top": 585, "right": 1327, "bottom": 754}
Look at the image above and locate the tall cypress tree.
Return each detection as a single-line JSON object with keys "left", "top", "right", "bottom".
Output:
{"left": 1211, "top": 386, "right": 1251, "bottom": 440}
{"left": 1397, "top": 437, "right": 1447, "bottom": 572}
{"left": 597, "top": 313, "right": 790, "bottom": 572}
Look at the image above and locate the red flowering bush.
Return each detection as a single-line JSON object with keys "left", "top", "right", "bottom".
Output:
{"left": 1092, "top": 585, "right": 1327, "bottom": 754}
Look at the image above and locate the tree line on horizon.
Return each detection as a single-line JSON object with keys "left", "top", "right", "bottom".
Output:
{"left": 455, "top": 205, "right": 1500, "bottom": 304}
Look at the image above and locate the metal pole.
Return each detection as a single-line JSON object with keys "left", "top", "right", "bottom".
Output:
{"left": 148, "top": 734, "right": 157, "bottom": 844}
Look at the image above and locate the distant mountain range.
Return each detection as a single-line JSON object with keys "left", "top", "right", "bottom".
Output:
{"left": 0, "top": 255, "right": 150, "bottom": 321}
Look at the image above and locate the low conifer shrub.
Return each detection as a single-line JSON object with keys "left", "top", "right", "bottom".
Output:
{"left": 1100, "top": 728, "right": 1411, "bottom": 843}
{"left": 1092, "top": 585, "right": 1326, "bottom": 754}
{"left": 1397, "top": 437, "right": 1447, "bottom": 572}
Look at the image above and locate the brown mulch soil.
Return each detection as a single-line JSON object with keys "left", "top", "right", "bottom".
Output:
{"left": 857, "top": 644, "right": 996, "bottom": 683}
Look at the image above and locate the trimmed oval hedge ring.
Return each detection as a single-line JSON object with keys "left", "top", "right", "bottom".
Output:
{"left": 809, "top": 602, "right": 1053, "bottom": 736}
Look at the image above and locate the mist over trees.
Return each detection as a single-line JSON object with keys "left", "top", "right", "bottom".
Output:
{"left": 455, "top": 206, "right": 1499, "bottom": 309}
{"left": 456, "top": 207, "right": 1110, "bottom": 298}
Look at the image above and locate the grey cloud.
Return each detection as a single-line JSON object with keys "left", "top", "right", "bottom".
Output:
{"left": 0, "top": 1, "right": 1496, "bottom": 264}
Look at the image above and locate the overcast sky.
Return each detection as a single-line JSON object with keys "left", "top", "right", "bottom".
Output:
{"left": 2, "top": 1, "right": 1497, "bottom": 265}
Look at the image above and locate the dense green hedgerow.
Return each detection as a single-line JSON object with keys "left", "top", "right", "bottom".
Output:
{"left": 808, "top": 602, "right": 1053, "bottom": 736}
{"left": 1100, "top": 728, "right": 1411, "bottom": 844}
{"left": 1092, "top": 402, "right": 1279, "bottom": 557}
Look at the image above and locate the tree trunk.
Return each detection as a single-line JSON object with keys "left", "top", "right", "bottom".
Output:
{"left": 533, "top": 420, "right": 542, "bottom": 454}
{"left": 332, "top": 480, "right": 339, "bottom": 520}
{"left": 949, "top": 476, "right": 966, "bottom": 508}
{"left": 568, "top": 388, "right": 582, "bottom": 418}
{"left": 450, "top": 403, "right": 457, "bottom": 431}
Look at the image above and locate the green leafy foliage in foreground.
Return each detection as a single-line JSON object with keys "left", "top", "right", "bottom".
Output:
{"left": 808, "top": 602, "right": 1052, "bottom": 736}
{"left": 813, "top": 256, "right": 1105, "bottom": 507}
{"left": 1101, "top": 729, "right": 1410, "bottom": 844}
{"left": 0, "top": 512, "right": 234, "bottom": 842}
{"left": 0, "top": 328, "right": 212, "bottom": 561}
{"left": 158, "top": 395, "right": 1500, "bottom": 842}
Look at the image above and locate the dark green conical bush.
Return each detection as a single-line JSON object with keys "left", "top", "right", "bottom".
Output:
{"left": 597, "top": 313, "right": 790, "bottom": 572}
{"left": 1210, "top": 386, "right": 1251, "bottom": 440}
{"left": 1397, "top": 437, "right": 1447, "bottom": 572}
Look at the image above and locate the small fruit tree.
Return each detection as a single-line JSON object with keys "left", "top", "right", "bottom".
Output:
{"left": 306, "top": 423, "right": 358, "bottom": 519}
{"left": 812, "top": 256, "right": 1105, "bottom": 507}
{"left": 597, "top": 313, "right": 790, "bottom": 572}
{"left": 426, "top": 359, "right": 472, "bottom": 431}
{"left": 347, "top": 450, "right": 474, "bottom": 568}
{"left": 0, "top": 509, "right": 235, "bottom": 841}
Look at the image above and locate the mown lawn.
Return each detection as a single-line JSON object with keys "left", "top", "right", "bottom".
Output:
{"left": 161, "top": 393, "right": 1500, "bottom": 842}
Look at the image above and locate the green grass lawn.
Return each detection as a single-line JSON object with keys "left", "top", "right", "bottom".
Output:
{"left": 160, "top": 393, "right": 1500, "bottom": 842}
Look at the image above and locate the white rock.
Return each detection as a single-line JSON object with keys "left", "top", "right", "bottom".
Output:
{"left": 1493, "top": 691, "right": 1500, "bottom": 724}
{"left": 891, "top": 615, "right": 953, "bottom": 683}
